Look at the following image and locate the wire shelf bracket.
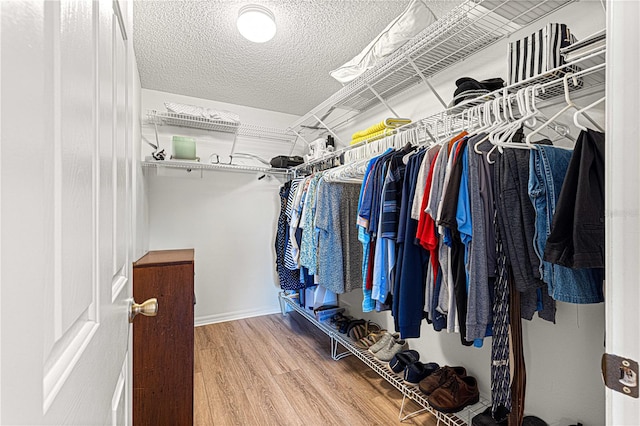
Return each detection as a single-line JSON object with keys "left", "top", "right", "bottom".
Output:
{"left": 405, "top": 55, "right": 448, "bottom": 109}
{"left": 311, "top": 114, "right": 344, "bottom": 146}
{"left": 366, "top": 83, "right": 401, "bottom": 118}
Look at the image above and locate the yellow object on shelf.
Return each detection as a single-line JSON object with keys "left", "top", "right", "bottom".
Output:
{"left": 350, "top": 118, "right": 412, "bottom": 145}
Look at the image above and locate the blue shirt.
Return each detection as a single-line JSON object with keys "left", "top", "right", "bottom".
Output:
{"left": 359, "top": 153, "right": 387, "bottom": 312}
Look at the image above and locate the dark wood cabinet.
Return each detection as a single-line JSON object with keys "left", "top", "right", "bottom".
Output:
{"left": 133, "top": 249, "right": 194, "bottom": 426}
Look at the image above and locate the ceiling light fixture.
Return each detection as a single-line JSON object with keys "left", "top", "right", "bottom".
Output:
{"left": 237, "top": 5, "right": 276, "bottom": 43}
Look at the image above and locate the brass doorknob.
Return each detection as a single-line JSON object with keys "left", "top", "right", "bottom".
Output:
{"left": 129, "top": 298, "right": 158, "bottom": 323}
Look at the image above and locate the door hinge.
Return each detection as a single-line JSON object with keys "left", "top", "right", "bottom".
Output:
{"left": 602, "top": 353, "right": 639, "bottom": 398}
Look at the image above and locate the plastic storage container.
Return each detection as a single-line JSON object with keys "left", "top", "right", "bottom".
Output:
{"left": 172, "top": 136, "right": 196, "bottom": 160}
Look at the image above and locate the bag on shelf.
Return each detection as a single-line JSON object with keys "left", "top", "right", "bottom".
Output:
{"left": 508, "top": 23, "right": 579, "bottom": 86}
{"left": 269, "top": 155, "right": 304, "bottom": 168}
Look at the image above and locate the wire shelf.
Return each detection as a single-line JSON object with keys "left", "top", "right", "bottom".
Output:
{"left": 142, "top": 158, "right": 291, "bottom": 176}
{"left": 290, "top": 48, "right": 605, "bottom": 174}
{"left": 446, "top": 46, "right": 605, "bottom": 114}
{"left": 148, "top": 110, "right": 240, "bottom": 133}
{"left": 290, "top": 0, "right": 576, "bottom": 135}
{"left": 279, "top": 293, "right": 490, "bottom": 426}
{"left": 237, "top": 123, "right": 297, "bottom": 143}
{"left": 147, "top": 110, "right": 297, "bottom": 145}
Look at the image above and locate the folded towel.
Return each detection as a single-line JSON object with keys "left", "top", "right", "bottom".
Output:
{"left": 351, "top": 118, "right": 412, "bottom": 144}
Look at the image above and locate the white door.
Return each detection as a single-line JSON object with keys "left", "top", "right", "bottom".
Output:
{"left": 1, "top": 0, "right": 135, "bottom": 424}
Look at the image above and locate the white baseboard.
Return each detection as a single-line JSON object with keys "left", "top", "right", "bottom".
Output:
{"left": 194, "top": 306, "right": 282, "bottom": 327}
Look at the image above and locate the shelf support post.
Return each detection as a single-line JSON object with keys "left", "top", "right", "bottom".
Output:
{"left": 398, "top": 394, "right": 430, "bottom": 422}
{"left": 365, "top": 83, "right": 400, "bottom": 118}
{"left": 278, "top": 292, "right": 288, "bottom": 316}
{"left": 288, "top": 129, "right": 312, "bottom": 156}
{"left": 229, "top": 133, "right": 240, "bottom": 157}
{"left": 289, "top": 129, "right": 311, "bottom": 146}
{"left": 311, "top": 114, "right": 344, "bottom": 146}
{"left": 405, "top": 55, "right": 448, "bottom": 109}
{"left": 330, "top": 334, "right": 352, "bottom": 361}
{"left": 288, "top": 135, "right": 299, "bottom": 156}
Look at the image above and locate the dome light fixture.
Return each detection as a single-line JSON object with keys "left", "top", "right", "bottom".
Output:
{"left": 237, "top": 4, "right": 276, "bottom": 43}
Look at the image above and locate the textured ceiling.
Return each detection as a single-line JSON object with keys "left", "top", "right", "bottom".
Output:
{"left": 133, "top": 0, "right": 423, "bottom": 116}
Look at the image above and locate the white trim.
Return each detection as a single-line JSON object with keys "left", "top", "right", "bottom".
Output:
{"left": 0, "top": 2, "right": 3, "bottom": 419}
{"left": 606, "top": 0, "right": 640, "bottom": 423}
{"left": 195, "top": 307, "right": 281, "bottom": 327}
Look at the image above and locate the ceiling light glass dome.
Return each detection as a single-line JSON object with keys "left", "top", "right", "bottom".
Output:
{"left": 237, "top": 5, "right": 276, "bottom": 43}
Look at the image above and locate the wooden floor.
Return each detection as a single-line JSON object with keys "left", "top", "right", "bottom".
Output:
{"left": 194, "top": 312, "right": 438, "bottom": 426}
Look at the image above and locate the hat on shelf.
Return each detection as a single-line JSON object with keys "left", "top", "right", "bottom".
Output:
{"left": 448, "top": 77, "right": 505, "bottom": 108}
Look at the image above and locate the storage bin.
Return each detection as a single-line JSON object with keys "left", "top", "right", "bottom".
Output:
{"left": 508, "top": 23, "right": 577, "bottom": 85}
{"left": 172, "top": 136, "right": 196, "bottom": 160}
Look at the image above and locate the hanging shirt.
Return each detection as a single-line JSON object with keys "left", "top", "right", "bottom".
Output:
{"left": 529, "top": 145, "right": 604, "bottom": 304}
{"left": 411, "top": 144, "right": 440, "bottom": 220}
{"left": 439, "top": 138, "right": 471, "bottom": 344}
{"left": 299, "top": 174, "right": 323, "bottom": 275}
{"left": 358, "top": 155, "right": 385, "bottom": 312}
{"left": 393, "top": 152, "right": 429, "bottom": 338}
{"left": 437, "top": 139, "right": 464, "bottom": 333}
{"left": 288, "top": 177, "right": 309, "bottom": 268}
{"left": 284, "top": 178, "right": 303, "bottom": 270}
{"left": 276, "top": 182, "right": 302, "bottom": 290}
{"left": 495, "top": 141, "right": 556, "bottom": 323}
{"left": 456, "top": 143, "right": 474, "bottom": 343}
{"left": 415, "top": 150, "right": 440, "bottom": 326}
{"left": 544, "top": 129, "right": 605, "bottom": 269}
{"left": 427, "top": 142, "right": 451, "bottom": 219}
{"left": 372, "top": 165, "right": 393, "bottom": 303}
{"left": 316, "top": 180, "right": 363, "bottom": 294}
{"left": 466, "top": 135, "right": 494, "bottom": 347}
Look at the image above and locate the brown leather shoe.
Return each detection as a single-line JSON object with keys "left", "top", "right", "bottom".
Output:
{"left": 418, "top": 366, "right": 466, "bottom": 395}
{"left": 427, "top": 375, "right": 479, "bottom": 413}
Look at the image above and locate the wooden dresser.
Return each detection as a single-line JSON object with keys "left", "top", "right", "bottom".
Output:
{"left": 133, "top": 249, "right": 194, "bottom": 426}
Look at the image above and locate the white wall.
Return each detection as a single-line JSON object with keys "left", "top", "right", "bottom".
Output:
{"left": 339, "top": 2, "right": 606, "bottom": 425}
{"left": 142, "top": 90, "right": 301, "bottom": 324}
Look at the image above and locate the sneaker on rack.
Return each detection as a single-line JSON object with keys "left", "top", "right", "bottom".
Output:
{"left": 427, "top": 374, "right": 479, "bottom": 413}
{"left": 388, "top": 350, "right": 420, "bottom": 374}
{"left": 418, "top": 366, "right": 467, "bottom": 395}
{"left": 367, "top": 332, "right": 399, "bottom": 354}
{"left": 404, "top": 361, "right": 440, "bottom": 385}
{"left": 374, "top": 337, "right": 408, "bottom": 362}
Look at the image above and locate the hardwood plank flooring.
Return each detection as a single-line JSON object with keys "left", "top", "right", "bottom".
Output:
{"left": 195, "top": 312, "right": 438, "bottom": 426}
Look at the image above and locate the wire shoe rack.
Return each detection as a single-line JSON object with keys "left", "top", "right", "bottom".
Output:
{"left": 279, "top": 292, "right": 490, "bottom": 425}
